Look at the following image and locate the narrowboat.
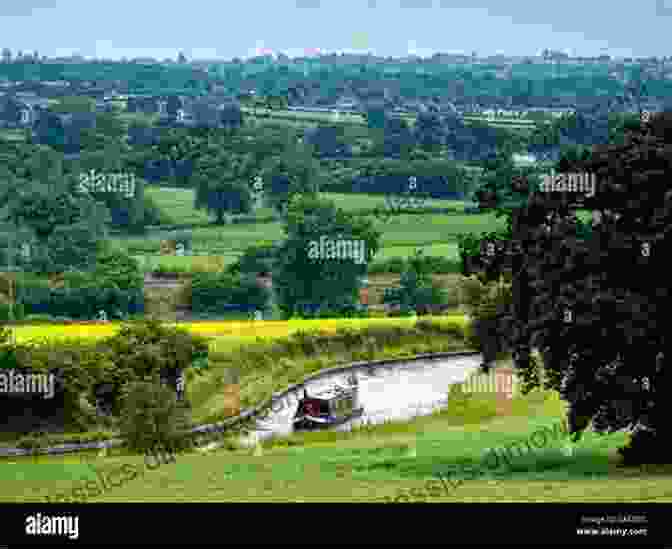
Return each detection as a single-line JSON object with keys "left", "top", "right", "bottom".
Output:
{"left": 293, "top": 381, "right": 363, "bottom": 431}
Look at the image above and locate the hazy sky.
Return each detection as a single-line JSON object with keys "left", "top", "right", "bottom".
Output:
{"left": 1, "top": 0, "right": 669, "bottom": 60}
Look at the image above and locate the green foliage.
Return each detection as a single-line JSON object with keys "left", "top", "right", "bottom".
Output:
{"left": 190, "top": 271, "right": 270, "bottom": 315}
{"left": 193, "top": 151, "right": 255, "bottom": 223}
{"left": 119, "top": 376, "right": 191, "bottom": 455}
{"left": 382, "top": 250, "right": 449, "bottom": 314}
{"left": 0, "top": 318, "right": 211, "bottom": 436}
{"left": 470, "top": 111, "right": 672, "bottom": 464}
{"left": 141, "top": 193, "right": 172, "bottom": 226}
{"left": 18, "top": 284, "right": 144, "bottom": 320}
{"left": 103, "top": 318, "right": 210, "bottom": 377}
{"left": 226, "top": 242, "right": 277, "bottom": 276}
{"left": 273, "top": 194, "right": 381, "bottom": 318}
{"left": 261, "top": 147, "right": 322, "bottom": 215}
{"left": 89, "top": 245, "right": 143, "bottom": 291}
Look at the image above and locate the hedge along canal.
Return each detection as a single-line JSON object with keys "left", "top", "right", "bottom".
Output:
{"left": 0, "top": 351, "right": 484, "bottom": 458}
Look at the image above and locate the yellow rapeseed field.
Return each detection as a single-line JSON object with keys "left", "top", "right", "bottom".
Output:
{"left": 8, "top": 315, "right": 468, "bottom": 349}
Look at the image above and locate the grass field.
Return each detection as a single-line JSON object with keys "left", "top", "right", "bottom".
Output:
{"left": 122, "top": 186, "right": 504, "bottom": 264}
{"left": 123, "top": 185, "right": 593, "bottom": 269}
{"left": 2, "top": 374, "right": 669, "bottom": 503}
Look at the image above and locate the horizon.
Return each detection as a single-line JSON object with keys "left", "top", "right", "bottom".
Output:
{"left": 0, "top": 0, "right": 668, "bottom": 62}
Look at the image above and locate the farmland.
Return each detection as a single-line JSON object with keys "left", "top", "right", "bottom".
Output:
{"left": 117, "top": 186, "right": 506, "bottom": 268}
{"left": 120, "top": 186, "right": 593, "bottom": 272}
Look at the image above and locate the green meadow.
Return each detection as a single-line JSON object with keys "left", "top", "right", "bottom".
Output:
{"left": 117, "top": 186, "right": 506, "bottom": 267}
{"left": 2, "top": 365, "right": 669, "bottom": 503}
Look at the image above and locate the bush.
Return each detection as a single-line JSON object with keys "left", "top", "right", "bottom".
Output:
{"left": 143, "top": 194, "right": 173, "bottom": 226}
{"left": 0, "top": 302, "right": 24, "bottom": 321}
{"left": 119, "top": 376, "right": 191, "bottom": 455}
{"left": 458, "top": 275, "right": 512, "bottom": 359}
{"left": 91, "top": 246, "right": 144, "bottom": 291}
{"left": 191, "top": 272, "right": 270, "bottom": 315}
{"left": 19, "top": 285, "right": 144, "bottom": 320}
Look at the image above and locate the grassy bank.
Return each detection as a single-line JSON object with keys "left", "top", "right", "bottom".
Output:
{"left": 1, "top": 315, "right": 470, "bottom": 447}
{"left": 3, "top": 373, "right": 670, "bottom": 503}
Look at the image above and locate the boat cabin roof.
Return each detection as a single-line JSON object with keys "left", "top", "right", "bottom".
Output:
{"left": 302, "top": 385, "right": 355, "bottom": 402}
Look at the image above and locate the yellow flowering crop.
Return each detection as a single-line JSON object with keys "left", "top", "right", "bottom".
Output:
{"left": 9, "top": 315, "right": 468, "bottom": 347}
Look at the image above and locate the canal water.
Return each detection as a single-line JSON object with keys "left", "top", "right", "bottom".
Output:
{"left": 241, "top": 353, "right": 483, "bottom": 445}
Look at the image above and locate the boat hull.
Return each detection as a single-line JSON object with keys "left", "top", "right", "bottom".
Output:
{"left": 293, "top": 408, "right": 364, "bottom": 431}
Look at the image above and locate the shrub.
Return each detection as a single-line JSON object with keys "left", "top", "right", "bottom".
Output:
{"left": 21, "top": 313, "right": 56, "bottom": 324}
{"left": 119, "top": 376, "right": 191, "bottom": 455}
{"left": 91, "top": 245, "right": 144, "bottom": 291}
{"left": 191, "top": 272, "right": 269, "bottom": 315}
{"left": 0, "top": 302, "right": 24, "bottom": 322}
{"left": 143, "top": 194, "right": 173, "bottom": 226}
{"left": 101, "top": 318, "right": 210, "bottom": 374}
{"left": 19, "top": 285, "right": 144, "bottom": 320}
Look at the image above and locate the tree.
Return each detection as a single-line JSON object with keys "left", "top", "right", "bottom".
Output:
{"left": 261, "top": 145, "right": 321, "bottom": 216}
{"left": 166, "top": 95, "right": 182, "bottom": 117}
{"left": 226, "top": 242, "right": 277, "bottom": 276}
{"left": 119, "top": 375, "right": 190, "bottom": 455}
{"left": 193, "top": 151, "right": 255, "bottom": 224}
{"left": 0, "top": 149, "right": 110, "bottom": 273}
{"left": 1, "top": 48, "right": 11, "bottom": 63}
{"left": 365, "top": 105, "right": 387, "bottom": 130}
{"left": 303, "top": 125, "right": 350, "bottom": 158}
{"left": 177, "top": 52, "right": 188, "bottom": 64}
{"left": 273, "top": 194, "right": 381, "bottom": 318}
{"left": 414, "top": 111, "right": 445, "bottom": 152}
{"left": 219, "top": 103, "right": 244, "bottom": 133}
{"left": 382, "top": 250, "right": 448, "bottom": 315}
{"left": 381, "top": 117, "right": 415, "bottom": 159}
{"left": 470, "top": 110, "right": 672, "bottom": 465}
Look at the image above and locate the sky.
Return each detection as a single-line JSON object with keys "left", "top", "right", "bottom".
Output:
{"left": 0, "top": 0, "right": 669, "bottom": 61}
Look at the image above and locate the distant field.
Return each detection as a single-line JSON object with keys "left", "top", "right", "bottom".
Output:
{"left": 242, "top": 107, "right": 367, "bottom": 126}
{"left": 128, "top": 186, "right": 504, "bottom": 264}
{"left": 145, "top": 186, "right": 467, "bottom": 220}
{"left": 0, "top": 130, "right": 26, "bottom": 141}
{"left": 242, "top": 107, "right": 545, "bottom": 132}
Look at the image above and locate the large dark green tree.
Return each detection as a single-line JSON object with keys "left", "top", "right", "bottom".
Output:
{"left": 0, "top": 148, "right": 109, "bottom": 273}
{"left": 468, "top": 111, "right": 672, "bottom": 465}
{"left": 273, "top": 194, "right": 380, "bottom": 318}
{"left": 193, "top": 150, "right": 255, "bottom": 224}
{"left": 261, "top": 143, "right": 322, "bottom": 216}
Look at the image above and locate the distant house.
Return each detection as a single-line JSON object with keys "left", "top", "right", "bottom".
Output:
{"left": 127, "top": 95, "right": 163, "bottom": 114}
{"left": 127, "top": 123, "right": 163, "bottom": 147}
{"left": 178, "top": 98, "right": 242, "bottom": 130}
{"left": 335, "top": 94, "right": 359, "bottom": 110}
{"left": 0, "top": 96, "right": 24, "bottom": 127}
{"left": 31, "top": 110, "right": 97, "bottom": 152}
{"left": 0, "top": 94, "right": 49, "bottom": 127}
{"left": 42, "top": 80, "right": 70, "bottom": 89}
{"left": 182, "top": 98, "right": 219, "bottom": 127}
